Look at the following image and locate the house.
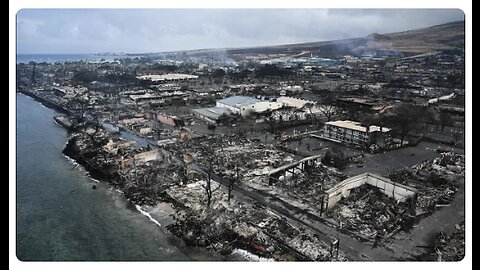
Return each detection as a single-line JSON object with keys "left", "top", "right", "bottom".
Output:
{"left": 322, "top": 120, "right": 391, "bottom": 148}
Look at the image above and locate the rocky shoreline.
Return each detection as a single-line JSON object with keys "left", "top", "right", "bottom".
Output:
{"left": 60, "top": 122, "right": 342, "bottom": 261}
{"left": 61, "top": 127, "right": 317, "bottom": 261}
{"left": 19, "top": 91, "right": 346, "bottom": 261}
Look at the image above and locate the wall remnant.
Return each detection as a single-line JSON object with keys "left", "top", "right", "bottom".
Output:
{"left": 321, "top": 172, "right": 417, "bottom": 214}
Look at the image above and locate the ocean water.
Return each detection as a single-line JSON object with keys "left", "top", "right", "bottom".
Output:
{"left": 15, "top": 93, "right": 249, "bottom": 261}
{"left": 16, "top": 54, "right": 133, "bottom": 64}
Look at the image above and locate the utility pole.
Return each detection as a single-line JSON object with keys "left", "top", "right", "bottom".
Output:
{"left": 330, "top": 237, "right": 339, "bottom": 260}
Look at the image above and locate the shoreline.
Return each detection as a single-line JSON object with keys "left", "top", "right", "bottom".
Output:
{"left": 16, "top": 91, "right": 336, "bottom": 261}
{"left": 61, "top": 135, "right": 279, "bottom": 260}
{"left": 17, "top": 90, "right": 72, "bottom": 115}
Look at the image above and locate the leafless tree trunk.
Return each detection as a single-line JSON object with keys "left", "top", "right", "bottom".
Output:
{"left": 202, "top": 159, "right": 221, "bottom": 208}
{"left": 319, "top": 105, "right": 336, "bottom": 121}
{"left": 388, "top": 104, "right": 422, "bottom": 146}
{"left": 227, "top": 164, "right": 240, "bottom": 202}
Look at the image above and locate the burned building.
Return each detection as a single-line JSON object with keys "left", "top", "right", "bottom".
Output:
{"left": 322, "top": 120, "right": 391, "bottom": 148}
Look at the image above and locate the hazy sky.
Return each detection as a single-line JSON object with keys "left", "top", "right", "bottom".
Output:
{"left": 16, "top": 9, "right": 464, "bottom": 54}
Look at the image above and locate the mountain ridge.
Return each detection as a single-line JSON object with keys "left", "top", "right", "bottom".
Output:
{"left": 185, "top": 20, "right": 464, "bottom": 58}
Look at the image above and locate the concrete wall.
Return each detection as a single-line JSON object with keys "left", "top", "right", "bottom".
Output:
{"left": 157, "top": 114, "right": 177, "bottom": 126}
{"left": 103, "top": 139, "right": 137, "bottom": 154}
{"left": 134, "top": 149, "right": 162, "bottom": 163}
{"left": 121, "top": 148, "right": 172, "bottom": 169}
{"left": 277, "top": 96, "right": 312, "bottom": 109}
{"left": 216, "top": 102, "right": 240, "bottom": 114}
{"left": 192, "top": 111, "right": 216, "bottom": 124}
{"left": 322, "top": 173, "right": 417, "bottom": 212}
{"left": 251, "top": 101, "right": 283, "bottom": 112}
{"left": 139, "top": 127, "right": 152, "bottom": 135}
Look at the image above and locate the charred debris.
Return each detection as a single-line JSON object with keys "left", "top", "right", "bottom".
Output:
{"left": 17, "top": 37, "right": 465, "bottom": 261}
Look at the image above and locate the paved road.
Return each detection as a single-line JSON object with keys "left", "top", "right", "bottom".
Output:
{"left": 231, "top": 184, "right": 396, "bottom": 261}
{"left": 385, "top": 175, "right": 465, "bottom": 259}
{"left": 341, "top": 142, "right": 464, "bottom": 177}
{"left": 116, "top": 123, "right": 461, "bottom": 261}
{"left": 29, "top": 91, "right": 466, "bottom": 261}
{"left": 187, "top": 162, "right": 394, "bottom": 261}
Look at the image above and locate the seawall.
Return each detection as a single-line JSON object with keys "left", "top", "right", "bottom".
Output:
{"left": 17, "top": 89, "right": 72, "bottom": 115}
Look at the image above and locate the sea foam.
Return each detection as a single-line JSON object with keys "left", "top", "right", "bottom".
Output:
{"left": 231, "top": 248, "right": 275, "bottom": 262}
{"left": 135, "top": 205, "right": 162, "bottom": 228}
{"left": 63, "top": 154, "right": 100, "bottom": 183}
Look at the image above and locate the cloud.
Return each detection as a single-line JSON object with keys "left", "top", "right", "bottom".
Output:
{"left": 17, "top": 18, "right": 44, "bottom": 39}
{"left": 16, "top": 9, "right": 464, "bottom": 54}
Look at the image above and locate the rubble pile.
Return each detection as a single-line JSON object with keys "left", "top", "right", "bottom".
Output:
{"left": 389, "top": 152, "right": 463, "bottom": 215}
{"left": 120, "top": 161, "right": 187, "bottom": 205}
{"left": 165, "top": 180, "right": 345, "bottom": 261}
{"left": 326, "top": 185, "right": 414, "bottom": 242}
{"left": 17, "top": 28, "right": 466, "bottom": 262}
{"left": 431, "top": 220, "right": 465, "bottom": 261}
{"left": 263, "top": 218, "right": 347, "bottom": 261}
{"left": 240, "top": 161, "right": 347, "bottom": 216}
{"left": 274, "top": 163, "right": 346, "bottom": 212}
{"left": 166, "top": 134, "right": 295, "bottom": 178}
{"left": 64, "top": 127, "right": 189, "bottom": 205}
{"left": 64, "top": 126, "right": 346, "bottom": 261}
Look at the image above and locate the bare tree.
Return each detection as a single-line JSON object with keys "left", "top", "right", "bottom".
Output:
{"left": 259, "top": 109, "right": 276, "bottom": 132}
{"left": 388, "top": 104, "right": 422, "bottom": 146}
{"left": 207, "top": 124, "right": 217, "bottom": 135}
{"left": 302, "top": 102, "right": 315, "bottom": 116}
{"left": 422, "top": 107, "right": 437, "bottom": 129}
{"left": 66, "top": 94, "right": 90, "bottom": 122}
{"left": 202, "top": 157, "right": 221, "bottom": 208}
{"left": 319, "top": 105, "right": 336, "bottom": 121}
{"left": 227, "top": 164, "right": 240, "bottom": 202}
{"left": 360, "top": 113, "right": 378, "bottom": 133}
{"left": 217, "top": 113, "right": 238, "bottom": 126}
{"left": 153, "top": 120, "right": 163, "bottom": 140}
{"left": 451, "top": 130, "right": 462, "bottom": 145}
{"left": 439, "top": 112, "right": 453, "bottom": 132}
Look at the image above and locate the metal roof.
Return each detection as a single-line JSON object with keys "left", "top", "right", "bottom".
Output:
{"left": 325, "top": 120, "right": 391, "bottom": 133}
{"left": 217, "top": 96, "right": 258, "bottom": 108}
{"left": 192, "top": 107, "right": 231, "bottom": 120}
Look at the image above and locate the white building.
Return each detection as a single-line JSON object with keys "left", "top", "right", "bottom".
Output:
{"left": 323, "top": 120, "right": 391, "bottom": 148}
{"left": 277, "top": 96, "right": 315, "bottom": 109}
{"left": 192, "top": 107, "right": 231, "bottom": 124}
{"left": 136, "top": 73, "right": 198, "bottom": 83}
{"left": 216, "top": 96, "right": 282, "bottom": 116}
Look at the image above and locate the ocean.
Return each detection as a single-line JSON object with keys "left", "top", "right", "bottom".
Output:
{"left": 16, "top": 54, "right": 134, "bottom": 64}
{"left": 15, "top": 93, "right": 251, "bottom": 261}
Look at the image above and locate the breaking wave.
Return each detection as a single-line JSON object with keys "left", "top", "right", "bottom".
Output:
{"left": 63, "top": 154, "right": 78, "bottom": 165}
{"left": 63, "top": 154, "right": 100, "bottom": 183}
{"left": 231, "top": 249, "right": 275, "bottom": 262}
{"left": 53, "top": 119, "right": 63, "bottom": 127}
{"left": 135, "top": 205, "right": 162, "bottom": 228}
